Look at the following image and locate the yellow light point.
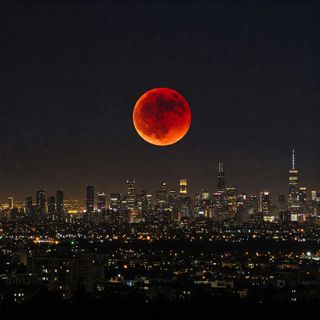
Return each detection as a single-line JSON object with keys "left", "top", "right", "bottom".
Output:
{"left": 146, "top": 235, "right": 151, "bottom": 241}
{"left": 123, "top": 265, "right": 128, "bottom": 269}
{"left": 68, "top": 210, "right": 78, "bottom": 214}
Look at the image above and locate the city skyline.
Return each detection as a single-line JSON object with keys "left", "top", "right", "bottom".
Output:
{"left": 2, "top": 149, "right": 318, "bottom": 203}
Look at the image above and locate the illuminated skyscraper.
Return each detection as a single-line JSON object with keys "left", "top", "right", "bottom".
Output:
{"left": 299, "top": 187, "right": 307, "bottom": 212}
{"left": 127, "top": 180, "right": 136, "bottom": 210}
{"left": 212, "top": 192, "right": 225, "bottom": 216}
{"left": 86, "top": 185, "right": 94, "bottom": 221}
{"left": 36, "top": 190, "right": 47, "bottom": 217}
{"left": 259, "top": 191, "right": 271, "bottom": 215}
{"left": 312, "top": 191, "right": 320, "bottom": 216}
{"left": 179, "top": 179, "right": 187, "bottom": 195}
{"left": 47, "top": 196, "right": 56, "bottom": 220}
{"left": 136, "top": 190, "right": 149, "bottom": 216}
{"left": 217, "top": 162, "right": 225, "bottom": 192}
{"left": 8, "top": 197, "right": 14, "bottom": 209}
{"left": 97, "top": 192, "right": 106, "bottom": 211}
{"left": 25, "top": 196, "right": 33, "bottom": 216}
{"left": 247, "top": 195, "right": 258, "bottom": 215}
{"left": 56, "top": 189, "right": 64, "bottom": 221}
{"left": 226, "top": 187, "right": 237, "bottom": 213}
{"left": 157, "top": 182, "right": 168, "bottom": 211}
{"left": 110, "top": 193, "right": 121, "bottom": 211}
{"left": 278, "top": 194, "right": 286, "bottom": 212}
{"left": 288, "top": 150, "right": 300, "bottom": 214}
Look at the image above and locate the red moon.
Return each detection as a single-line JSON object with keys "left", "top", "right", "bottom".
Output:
{"left": 133, "top": 88, "right": 191, "bottom": 146}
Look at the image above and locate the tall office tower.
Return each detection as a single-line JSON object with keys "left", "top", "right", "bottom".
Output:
{"left": 146, "top": 194, "right": 152, "bottom": 210}
{"left": 157, "top": 182, "right": 168, "bottom": 208}
{"left": 315, "top": 191, "right": 320, "bottom": 216}
{"left": 47, "top": 196, "right": 56, "bottom": 220}
{"left": 167, "top": 189, "right": 177, "bottom": 218}
{"left": 179, "top": 179, "right": 187, "bottom": 195}
{"left": 86, "top": 185, "right": 95, "bottom": 221}
{"left": 36, "top": 190, "right": 47, "bottom": 217}
{"left": 8, "top": 197, "right": 14, "bottom": 209}
{"left": 226, "top": 187, "right": 237, "bottom": 213}
{"left": 97, "top": 192, "right": 106, "bottom": 211}
{"left": 288, "top": 150, "right": 300, "bottom": 214}
{"left": 299, "top": 187, "right": 307, "bottom": 212}
{"left": 168, "top": 189, "right": 177, "bottom": 202}
{"left": 25, "top": 196, "right": 33, "bottom": 216}
{"left": 259, "top": 191, "right": 271, "bottom": 215}
{"left": 56, "top": 189, "right": 64, "bottom": 221}
{"left": 126, "top": 180, "right": 136, "bottom": 210}
{"left": 136, "top": 190, "right": 148, "bottom": 214}
{"left": 217, "top": 162, "right": 225, "bottom": 192}
{"left": 278, "top": 194, "right": 286, "bottom": 212}
{"left": 247, "top": 195, "right": 258, "bottom": 215}
{"left": 212, "top": 192, "right": 225, "bottom": 215}
{"left": 110, "top": 193, "right": 121, "bottom": 211}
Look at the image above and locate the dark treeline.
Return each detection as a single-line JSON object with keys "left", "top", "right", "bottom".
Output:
{"left": 0, "top": 288, "right": 319, "bottom": 320}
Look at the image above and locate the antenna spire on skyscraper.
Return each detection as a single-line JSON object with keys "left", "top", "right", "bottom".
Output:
{"left": 292, "top": 149, "right": 295, "bottom": 170}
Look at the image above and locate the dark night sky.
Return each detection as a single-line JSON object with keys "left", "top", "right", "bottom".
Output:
{"left": 1, "top": 0, "right": 320, "bottom": 201}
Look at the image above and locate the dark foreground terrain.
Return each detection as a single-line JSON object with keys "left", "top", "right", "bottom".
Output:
{"left": 1, "top": 289, "right": 319, "bottom": 320}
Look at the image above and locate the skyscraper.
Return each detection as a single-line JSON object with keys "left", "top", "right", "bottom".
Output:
{"left": 25, "top": 196, "right": 34, "bottom": 216}
{"left": 226, "top": 187, "right": 237, "bottom": 213}
{"left": 97, "top": 192, "right": 106, "bottom": 211}
{"left": 47, "top": 196, "right": 56, "bottom": 220}
{"left": 126, "top": 180, "right": 136, "bottom": 210}
{"left": 156, "top": 182, "right": 168, "bottom": 210}
{"left": 299, "top": 186, "right": 307, "bottom": 214}
{"left": 179, "top": 179, "right": 187, "bottom": 195}
{"left": 36, "top": 190, "right": 47, "bottom": 217}
{"left": 278, "top": 194, "right": 286, "bottom": 212}
{"left": 288, "top": 150, "right": 300, "bottom": 215}
{"left": 217, "top": 162, "right": 225, "bottom": 192}
{"left": 8, "top": 197, "right": 14, "bottom": 209}
{"left": 56, "top": 189, "right": 64, "bottom": 221}
{"left": 110, "top": 193, "right": 121, "bottom": 211}
{"left": 86, "top": 185, "right": 94, "bottom": 221}
{"left": 259, "top": 191, "right": 271, "bottom": 215}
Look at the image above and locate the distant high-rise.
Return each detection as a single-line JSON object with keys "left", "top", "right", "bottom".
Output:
{"left": 278, "top": 194, "right": 286, "bottom": 212}
{"left": 217, "top": 162, "right": 225, "bottom": 192}
{"left": 110, "top": 193, "right": 121, "bottom": 211}
{"left": 312, "top": 191, "right": 320, "bottom": 216}
{"left": 226, "top": 187, "right": 237, "bottom": 213}
{"left": 36, "top": 190, "right": 47, "bottom": 217}
{"left": 259, "top": 191, "right": 271, "bottom": 215}
{"left": 97, "top": 192, "right": 106, "bottom": 211}
{"left": 25, "top": 196, "right": 33, "bottom": 216}
{"left": 56, "top": 189, "right": 64, "bottom": 220}
{"left": 247, "top": 195, "right": 258, "bottom": 215}
{"left": 179, "top": 179, "right": 187, "bottom": 195}
{"left": 288, "top": 150, "right": 300, "bottom": 214}
{"left": 136, "top": 190, "right": 148, "bottom": 214}
{"left": 8, "top": 197, "right": 14, "bottom": 209}
{"left": 47, "top": 196, "right": 56, "bottom": 220}
{"left": 127, "top": 180, "right": 136, "bottom": 210}
{"left": 86, "top": 185, "right": 95, "bottom": 220}
{"left": 157, "top": 182, "right": 167, "bottom": 206}
{"left": 299, "top": 186, "right": 307, "bottom": 212}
